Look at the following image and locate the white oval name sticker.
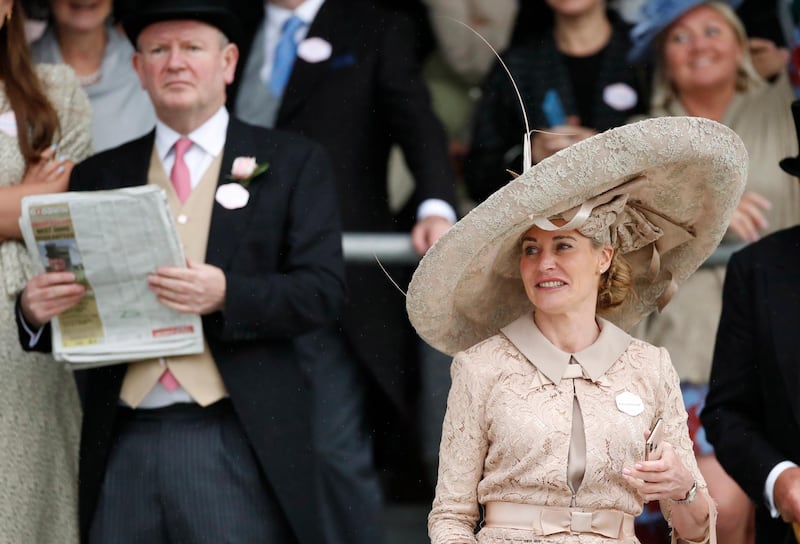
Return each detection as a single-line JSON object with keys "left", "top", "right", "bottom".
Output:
{"left": 298, "top": 37, "right": 332, "bottom": 63}
{"left": 615, "top": 391, "right": 644, "bottom": 416}
{"left": 215, "top": 183, "right": 250, "bottom": 210}
{"left": 603, "top": 82, "right": 638, "bottom": 111}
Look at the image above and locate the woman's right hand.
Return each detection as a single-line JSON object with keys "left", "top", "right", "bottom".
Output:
{"left": 532, "top": 117, "right": 597, "bottom": 163}
{"left": 749, "top": 37, "right": 790, "bottom": 81}
{"left": 728, "top": 191, "right": 772, "bottom": 242}
{"left": 21, "top": 146, "right": 74, "bottom": 193}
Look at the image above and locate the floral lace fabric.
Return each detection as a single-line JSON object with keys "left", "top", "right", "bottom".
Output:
{"left": 0, "top": 64, "right": 91, "bottom": 543}
{"left": 429, "top": 326, "right": 714, "bottom": 544}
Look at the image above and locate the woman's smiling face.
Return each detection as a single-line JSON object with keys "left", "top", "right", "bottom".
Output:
{"left": 662, "top": 5, "right": 744, "bottom": 96}
{"left": 519, "top": 224, "right": 612, "bottom": 318}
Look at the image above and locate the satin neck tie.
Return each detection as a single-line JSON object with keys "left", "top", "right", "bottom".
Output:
{"left": 269, "top": 14, "right": 305, "bottom": 97}
{"left": 160, "top": 136, "right": 193, "bottom": 392}
{"left": 170, "top": 137, "right": 193, "bottom": 205}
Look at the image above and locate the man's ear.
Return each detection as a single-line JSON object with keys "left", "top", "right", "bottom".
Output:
{"left": 132, "top": 52, "right": 146, "bottom": 89}
{"left": 222, "top": 43, "right": 239, "bottom": 85}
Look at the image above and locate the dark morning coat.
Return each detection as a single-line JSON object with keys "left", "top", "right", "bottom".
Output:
{"left": 237, "top": 0, "right": 458, "bottom": 418}
{"left": 18, "top": 118, "right": 345, "bottom": 544}
{"left": 702, "top": 226, "right": 800, "bottom": 544}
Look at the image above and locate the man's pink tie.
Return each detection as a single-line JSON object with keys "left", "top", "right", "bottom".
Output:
{"left": 160, "top": 137, "right": 193, "bottom": 392}
{"left": 170, "top": 137, "right": 192, "bottom": 204}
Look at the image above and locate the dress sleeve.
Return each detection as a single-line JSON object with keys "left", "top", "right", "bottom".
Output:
{"left": 655, "top": 347, "right": 718, "bottom": 544}
{"left": 45, "top": 65, "right": 93, "bottom": 163}
{"left": 428, "top": 352, "right": 492, "bottom": 544}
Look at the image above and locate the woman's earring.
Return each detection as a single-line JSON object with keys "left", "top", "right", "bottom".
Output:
{"left": 5, "top": 9, "right": 11, "bottom": 22}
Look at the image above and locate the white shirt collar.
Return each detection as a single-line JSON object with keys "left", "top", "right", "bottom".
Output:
{"left": 266, "top": 0, "right": 325, "bottom": 29}
{"left": 155, "top": 106, "right": 229, "bottom": 161}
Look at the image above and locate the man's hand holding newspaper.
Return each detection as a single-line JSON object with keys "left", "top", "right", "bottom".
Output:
{"left": 19, "top": 185, "right": 204, "bottom": 368}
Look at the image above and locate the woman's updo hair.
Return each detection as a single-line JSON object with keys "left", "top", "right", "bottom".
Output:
{"left": 590, "top": 238, "right": 634, "bottom": 312}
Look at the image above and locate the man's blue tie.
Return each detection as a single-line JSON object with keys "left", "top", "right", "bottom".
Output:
{"left": 270, "top": 15, "right": 305, "bottom": 97}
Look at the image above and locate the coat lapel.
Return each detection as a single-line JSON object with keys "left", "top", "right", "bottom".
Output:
{"left": 765, "top": 258, "right": 800, "bottom": 422}
{"left": 205, "top": 118, "right": 267, "bottom": 272}
{"left": 91, "top": 131, "right": 154, "bottom": 191}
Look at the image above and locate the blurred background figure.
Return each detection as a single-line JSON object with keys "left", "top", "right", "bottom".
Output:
{"left": 409, "top": 0, "right": 520, "bottom": 492}
{"left": 620, "top": 0, "right": 795, "bottom": 85}
{"left": 421, "top": 0, "right": 517, "bottom": 206}
{"left": 463, "top": 0, "right": 648, "bottom": 204}
{"left": 26, "top": 0, "right": 154, "bottom": 151}
{"left": 702, "top": 100, "right": 800, "bottom": 544}
{"left": 234, "top": 1, "right": 457, "bottom": 542}
{"left": 0, "top": 0, "right": 92, "bottom": 541}
{"left": 628, "top": 1, "right": 800, "bottom": 543}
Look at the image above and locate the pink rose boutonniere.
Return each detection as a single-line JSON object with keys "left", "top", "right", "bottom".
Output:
{"left": 229, "top": 156, "right": 269, "bottom": 188}
{"left": 216, "top": 156, "right": 270, "bottom": 210}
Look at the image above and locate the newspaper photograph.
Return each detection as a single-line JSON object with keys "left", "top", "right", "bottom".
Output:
{"left": 19, "top": 185, "right": 204, "bottom": 368}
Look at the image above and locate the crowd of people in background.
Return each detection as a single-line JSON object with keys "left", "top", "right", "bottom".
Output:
{"left": 2, "top": 0, "right": 800, "bottom": 543}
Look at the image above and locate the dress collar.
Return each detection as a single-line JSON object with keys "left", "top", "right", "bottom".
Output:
{"left": 500, "top": 312, "right": 631, "bottom": 384}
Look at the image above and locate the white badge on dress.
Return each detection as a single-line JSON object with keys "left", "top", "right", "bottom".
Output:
{"left": 602, "top": 82, "right": 638, "bottom": 111}
{"left": 215, "top": 183, "right": 250, "bottom": 210}
{"left": 297, "top": 37, "right": 332, "bottom": 63}
{"left": 0, "top": 111, "right": 17, "bottom": 137}
{"left": 615, "top": 391, "right": 644, "bottom": 416}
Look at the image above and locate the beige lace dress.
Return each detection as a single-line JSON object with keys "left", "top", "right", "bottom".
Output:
{"left": 429, "top": 314, "right": 715, "bottom": 544}
{"left": 0, "top": 64, "right": 91, "bottom": 543}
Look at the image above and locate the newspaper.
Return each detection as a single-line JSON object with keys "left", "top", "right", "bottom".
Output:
{"left": 19, "top": 185, "right": 204, "bottom": 368}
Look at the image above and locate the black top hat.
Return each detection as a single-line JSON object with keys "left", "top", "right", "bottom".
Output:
{"left": 780, "top": 100, "right": 800, "bottom": 177}
{"left": 119, "top": 0, "right": 244, "bottom": 47}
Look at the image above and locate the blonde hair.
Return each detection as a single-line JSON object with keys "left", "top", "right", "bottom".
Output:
{"left": 589, "top": 238, "right": 634, "bottom": 312}
{"left": 650, "top": 1, "right": 764, "bottom": 111}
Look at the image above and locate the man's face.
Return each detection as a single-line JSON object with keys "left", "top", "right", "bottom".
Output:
{"left": 48, "top": 257, "right": 67, "bottom": 272}
{"left": 133, "top": 20, "right": 238, "bottom": 130}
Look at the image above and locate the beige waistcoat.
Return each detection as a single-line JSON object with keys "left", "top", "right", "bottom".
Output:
{"left": 119, "top": 147, "right": 227, "bottom": 407}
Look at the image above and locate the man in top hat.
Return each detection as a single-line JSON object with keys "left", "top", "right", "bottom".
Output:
{"left": 44, "top": 242, "right": 71, "bottom": 273}
{"left": 15, "top": 1, "right": 344, "bottom": 542}
{"left": 702, "top": 99, "right": 800, "bottom": 544}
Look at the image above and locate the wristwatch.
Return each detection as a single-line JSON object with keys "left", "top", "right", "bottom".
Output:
{"left": 671, "top": 480, "right": 697, "bottom": 504}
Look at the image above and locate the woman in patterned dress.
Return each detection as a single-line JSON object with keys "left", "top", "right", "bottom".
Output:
{"left": 406, "top": 117, "right": 747, "bottom": 543}
{"left": 0, "top": 0, "right": 91, "bottom": 540}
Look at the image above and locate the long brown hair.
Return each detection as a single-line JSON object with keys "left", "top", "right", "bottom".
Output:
{"left": 0, "top": 0, "right": 60, "bottom": 164}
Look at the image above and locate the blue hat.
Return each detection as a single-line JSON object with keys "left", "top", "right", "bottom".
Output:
{"left": 627, "top": 0, "right": 743, "bottom": 63}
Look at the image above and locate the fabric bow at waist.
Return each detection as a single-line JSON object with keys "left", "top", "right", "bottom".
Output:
{"left": 484, "top": 501, "right": 635, "bottom": 539}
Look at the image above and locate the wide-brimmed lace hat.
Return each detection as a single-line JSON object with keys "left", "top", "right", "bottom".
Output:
{"left": 407, "top": 116, "right": 747, "bottom": 355}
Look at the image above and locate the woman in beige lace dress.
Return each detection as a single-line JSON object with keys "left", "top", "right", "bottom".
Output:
{"left": 406, "top": 117, "right": 748, "bottom": 543}
{"left": 0, "top": 0, "right": 91, "bottom": 540}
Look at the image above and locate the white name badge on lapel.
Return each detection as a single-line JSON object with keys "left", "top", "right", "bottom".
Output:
{"left": 0, "top": 110, "right": 17, "bottom": 137}
{"left": 298, "top": 37, "right": 332, "bottom": 63}
{"left": 615, "top": 391, "right": 644, "bottom": 416}
{"left": 603, "top": 83, "right": 638, "bottom": 111}
{"left": 215, "top": 183, "right": 250, "bottom": 210}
